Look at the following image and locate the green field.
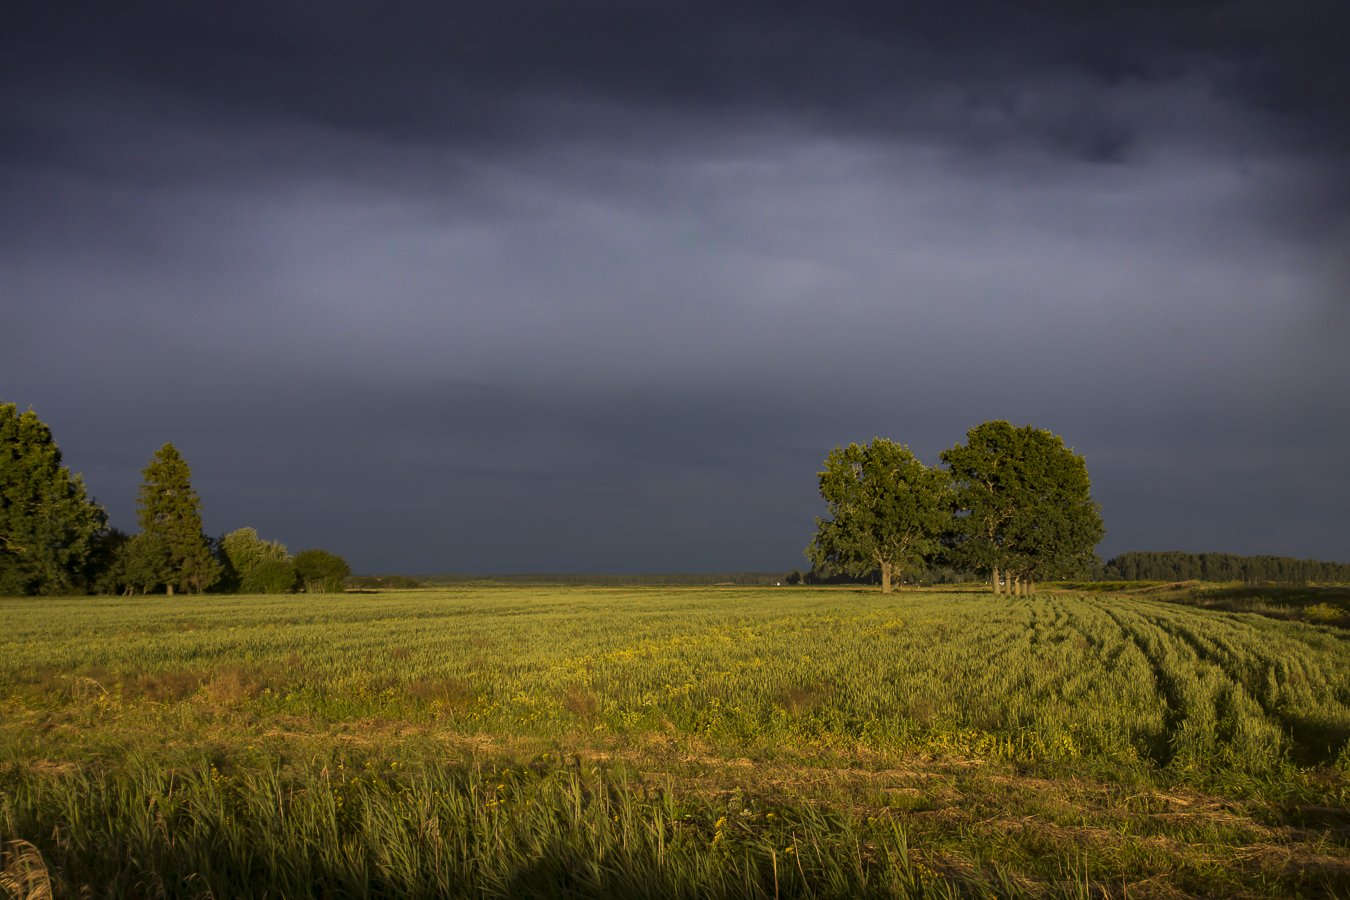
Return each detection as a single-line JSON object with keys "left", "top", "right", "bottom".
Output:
{"left": 3, "top": 586, "right": 1350, "bottom": 898}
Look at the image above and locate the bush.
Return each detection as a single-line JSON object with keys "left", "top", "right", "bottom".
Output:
{"left": 293, "top": 549, "right": 351, "bottom": 593}
{"left": 221, "top": 528, "right": 291, "bottom": 593}
{"left": 244, "top": 558, "right": 298, "bottom": 594}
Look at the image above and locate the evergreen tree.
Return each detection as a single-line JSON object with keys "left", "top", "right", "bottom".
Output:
{"left": 0, "top": 402, "right": 108, "bottom": 595}
{"left": 805, "top": 439, "right": 951, "bottom": 594}
{"left": 135, "top": 444, "right": 220, "bottom": 595}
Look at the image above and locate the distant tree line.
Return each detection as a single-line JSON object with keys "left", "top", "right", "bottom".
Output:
{"left": 421, "top": 572, "right": 786, "bottom": 586}
{"left": 0, "top": 401, "right": 349, "bottom": 596}
{"left": 347, "top": 574, "right": 428, "bottom": 590}
{"left": 1094, "top": 551, "right": 1350, "bottom": 585}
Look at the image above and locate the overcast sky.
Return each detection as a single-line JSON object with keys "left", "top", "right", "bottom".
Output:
{"left": 3, "top": 2, "right": 1347, "bottom": 574}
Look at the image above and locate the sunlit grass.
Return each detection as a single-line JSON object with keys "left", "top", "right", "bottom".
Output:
{"left": 3, "top": 586, "right": 1349, "bottom": 897}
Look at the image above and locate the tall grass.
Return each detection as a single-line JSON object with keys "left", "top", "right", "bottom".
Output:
{"left": 3, "top": 587, "right": 1350, "bottom": 897}
{"left": 0, "top": 747, "right": 1051, "bottom": 900}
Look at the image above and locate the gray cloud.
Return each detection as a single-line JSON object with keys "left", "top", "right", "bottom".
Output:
{"left": 2, "top": 2, "right": 1348, "bottom": 572}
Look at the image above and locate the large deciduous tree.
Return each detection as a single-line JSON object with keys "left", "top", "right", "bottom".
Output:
{"left": 941, "top": 421, "right": 1103, "bottom": 594}
{"left": 136, "top": 443, "right": 220, "bottom": 595}
{"left": 1002, "top": 428, "right": 1105, "bottom": 587}
{"left": 805, "top": 438, "right": 951, "bottom": 594}
{"left": 0, "top": 402, "right": 108, "bottom": 595}
{"left": 939, "top": 421, "right": 1023, "bottom": 594}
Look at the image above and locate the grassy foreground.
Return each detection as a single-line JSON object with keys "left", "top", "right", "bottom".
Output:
{"left": 2, "top": 585, "right": 1350, "bottom": 898}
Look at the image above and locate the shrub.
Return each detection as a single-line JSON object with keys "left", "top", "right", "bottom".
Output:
{"left": 221, "top": 527, "right": 291, "bottom": 593}
{"left": 293, "top": 549, "right": 351, "bottom": 593}
{"left": 244, "top": 558, "right": 297, "bottom": 594}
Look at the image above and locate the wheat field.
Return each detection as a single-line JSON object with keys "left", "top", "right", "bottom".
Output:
{"left": 2, "top": 586, "right": 1349, "bottom": 897}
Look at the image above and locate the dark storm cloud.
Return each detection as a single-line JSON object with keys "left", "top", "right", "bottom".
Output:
{"left": 3, "top": 2, "right": 1349, "bottom": 572}
{"left": 6, "top": 2, "right": 1350, "bottom": 162}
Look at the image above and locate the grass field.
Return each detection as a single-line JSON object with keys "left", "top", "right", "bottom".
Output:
{"left": 3, "top": 585, "right": 1350, "bottom": 898}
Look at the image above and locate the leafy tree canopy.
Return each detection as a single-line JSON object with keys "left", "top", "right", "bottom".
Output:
{"left": 221, "top": 527, "right": 294, "bottom": 593}
{"left": 247, "top": 557, "right": 298, "bottom": 594}
{"left": 941, "top": 421, "right": 1103, "bottom": 591}
{"left": 0, "top": 402, "right": 107, "bottom": 596}
{"left": 805, "top": 438, "right": 951, "bottom": 594}
{"left": 97, "top": 530, "right": 162, "bottom": 596}
{"left": 939, "top": 420, "right": 1022, "bottom": 580}
{"left": 1002, "top": 428, "right": 1104, "bottom": 582}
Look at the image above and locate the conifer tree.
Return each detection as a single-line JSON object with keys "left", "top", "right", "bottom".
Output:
{"left": 135, "top": 443, "right": 220, "bottom": 595}
{"left": 0, "top": 401, "right": 107, "bottom": 595}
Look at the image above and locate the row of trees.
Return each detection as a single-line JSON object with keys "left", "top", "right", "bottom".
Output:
{"left": 0, "top": 401, "right": 349, "bottom": 596}
{"left": 806, "top": 421, "right": 1105, "bottom": 594}
{"left": 421, "top": 572, "right": 786, "bottom": 586}
{"left": 1097, "top": 551, "right": 1350, "bottom": 585}
{"left": 217, "top": 528, "right": 352, "bottom": 594}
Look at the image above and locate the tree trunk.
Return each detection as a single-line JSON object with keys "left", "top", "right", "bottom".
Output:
{"left": 881, "top": 560, "right": 892, "bottom": 594}
{"left": 992, "top": 565, "right": 1000, "bottom": 595}
{"left": 1029, "top": 578, "right": 1035, "bottom": 595}
{"left": 166, "top": 583, "right": 174, "bottom": 596}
